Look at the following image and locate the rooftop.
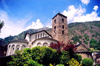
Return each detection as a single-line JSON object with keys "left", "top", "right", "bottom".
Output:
{"left": 52, "top": 13, "right": 67, "bottom": 19}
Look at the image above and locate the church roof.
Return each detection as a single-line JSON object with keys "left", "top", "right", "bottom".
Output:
{"left": 24, "top": 30, "right": 52, "bottom": 39}
{"left": 31, "top": 30, "right": 52, "bottom": 37}
{"left": 9, "top": 39, "right": 28, "bottom": 44}
{"left": 32, "top": 37, "right": 58, "bottom": 44}
{"left": 52, "top": 13, "right": 67, "bottom": 19}
{"left": 75, "top": 43, "right": 89, "bottom": 52}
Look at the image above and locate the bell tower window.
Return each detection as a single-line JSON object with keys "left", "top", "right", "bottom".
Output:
{"left": 54, "top": 26, "right": 56, "bottom": 29}
{"left": 62, "top": 25, "right": 64, "bottom": 29}
{"left": 62, "top": 30, "right": 64, "bottom": 35}
{"left": 54, "top": 19, "right": 56, "bottom": 23}
{"left": 62, "top": 18, "right": 64, "bottom": 22}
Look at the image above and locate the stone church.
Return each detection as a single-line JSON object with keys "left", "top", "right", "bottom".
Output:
{"left": 6, "top": 13, "right": 91, "bottom": 60}
{"left": 6, "top": 13, "right": 69, "bottom": 56}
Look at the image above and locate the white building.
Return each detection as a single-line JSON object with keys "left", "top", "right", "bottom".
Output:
{"left": 6, "top": 13, "right": 69, "bottom": 56}
{"left": 6, "top": 30, "right": 57, "bottom": 56}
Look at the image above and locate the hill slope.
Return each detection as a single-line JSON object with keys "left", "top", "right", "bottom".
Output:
{"left": 0, "top": 21, "right": 100, "bottom": 49}
{"left": 68, "top": 21, "right": 100, "bottom": 49}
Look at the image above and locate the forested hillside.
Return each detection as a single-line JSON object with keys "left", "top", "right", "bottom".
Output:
{"left": 0, "top": 21, "right": 100, "bottom": 50}
{"left": 68, "top": 21, "right": 100, "bottom": 50}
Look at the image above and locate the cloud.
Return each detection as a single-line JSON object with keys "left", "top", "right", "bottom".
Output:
{"left": 0, "top": 11, "right": 32, "bottom": 38}
{"left": 62, "top": 5, "right": 86, "bottom": 23}
{"left": 45, "top": 19, "right": 52, "bottom": 28}
{"left": 26, "top": 19, "right": 44, "bottom": 29}
{"left": 0, "top": 10, "right": 51, "bottom": 38}
{"left": 81, "top": 0, "right": 90, "bottom": 5}
{"left": 93, "top": 5, "right": 99, "bottom": 11}
{"left": 62, "top": 5, "right": 100, "bottom": 23}
{"left": 73, "top": 11, "right": 100, "bottom": 22}
{"left": 46, "top": 24, "right": 52, "bottom": 28}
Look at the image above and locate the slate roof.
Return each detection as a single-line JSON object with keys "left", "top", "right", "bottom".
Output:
{"left": 9, "top": 39, "right": 28, "bottom": 43}
{"left": 75, "top": 43, "right": 89, "bottom": 52}
{"left": 24, "top": 30, "right": 52, "bottom": 39}
{"left": 52, "top": 13, "right": 67, "bottom": 19}
{"left": 32, "top": 37, "right": 58, "bottom": 44}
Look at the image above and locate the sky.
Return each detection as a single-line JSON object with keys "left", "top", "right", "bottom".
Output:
{"left": 0, "top": 0, "right": 100, "bottom": 38}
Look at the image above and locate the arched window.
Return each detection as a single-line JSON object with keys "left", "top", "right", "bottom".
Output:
{"left": 54, "top": 26, "right": 56, "bottom": 29}
{"left": 62, "top": 30, "right": 64, "bottom": 35}
{"left": 12, "top": 45, "right": 15, "bottom": 50}
{"left": 43, "top": 42, "right": 48, "bottom": 46}
{"left": 54, "top": 19, "right": 56, "bottom": 23}
{"left": 21, "top": 45, "right": 26, "bottom": 50}
{"left": 41, "top": 33, "right": 42, "bottom": 37}
{"left": 16, "top": 45, "right": 20, "bottom": 50}
{"left": 10, "top": 45, "right": 15, "bottom": 55}
{"left": 9, "top": 45, "right": 10, "bottom": 48}
{"left": 37, "top": 42, "right": 41, "bottom": 46}
{"left": 35, "top": 34, "right": 37, "bottom": 39}
{"left": 38, "top": 34, "right": 39, "bottom": 38}
{"left": 62, "top": 18, "right": 64, "bottom": 22}
{"left": 62, "top": 25, "right": 64, "bottom": 29}
{"left": 43, "top": 33, "right": 45, "bottom": 37}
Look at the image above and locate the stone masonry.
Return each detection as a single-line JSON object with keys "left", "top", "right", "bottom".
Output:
{"left": 52, "top": 13, "right": 69, "bottom": 44}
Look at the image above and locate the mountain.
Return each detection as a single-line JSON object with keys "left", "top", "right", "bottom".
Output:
{"left": 0, "top": 21, "right": 100, "bottom": 49}
{"left": 68, "top": 21, "right": 100, "bottom": 50}
{"left": 0, "top": 27, "right": 50, "bottom": 46}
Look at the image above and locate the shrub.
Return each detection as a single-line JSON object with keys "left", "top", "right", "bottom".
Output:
{"left": 74, "top": 54, "right": 82, "bottom": 63}
{"left": 63, "top": 42, "right": 77, "bottom": 58}
{"left": 90, "top": 38, "right": 98, "bottom": 48}
{"left": 84, "top": 40, "right": 88, "bottom": 44}
{"left": 8, "top": 47, "right": 57, "bottom": 66}
{"left": 23, "top": 48, "right": 31, "bottom": 54}
{"left": 31, "top": 46, "right": 42, "bottom": 63}
{"left": 56, "top": 64, "right": 64, "bottom": 66}
{"left": 67, "top": 58, "right": 82, "bottom": 66}
{"left": 96, "top": 64, "right": 100, "bottom": 66}
{"left": 31, "top": 46, "right": 58, "bottom": 65}
{"left": 41, "top": 46, "right": 58, "bottom": 64}
{"left": 82, "top": 58, "right": 93, "bottom": 66}
{"left": 49, "top": 63, "right": 53, "bottom": 66}
{"left": 15, "top": 50, "right": 22, "bottom": 55}
{"left": 59, "top": 51, "right": 70, "bottom": 64}
{"left": 25, "top": 59, "right": 43, "bottom": 66}
{"left": 84, "top": 34, "right": 89, "bottom": 41}
{"left": 72, "top": 36, "right": 80, "bottom": 44}
{"left": 8, "top": 51, "right": 29, "bottom": 66}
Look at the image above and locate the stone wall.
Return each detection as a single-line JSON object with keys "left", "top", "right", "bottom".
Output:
{"left": 77, "top": 52, "right": 92, "bottom": 59}
{"left": 52, "top": 13, "right": 68, "bottom": 44}
{"left": 32, "top": 38, "right": 57, "bottom": 48}
{"left": 30, "top": 31, "right": 51, "bottom": 43}
{"left": 6, "top": 42, "right": 28, "bottom": 56}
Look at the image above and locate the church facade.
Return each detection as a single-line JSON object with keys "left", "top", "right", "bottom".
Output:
{"left": 6, "top": 13, "right": 69, "bottom": 56}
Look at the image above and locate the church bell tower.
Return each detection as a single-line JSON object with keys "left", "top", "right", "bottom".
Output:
{"left": 52, "top": 13, "right": 68, "bottom": 44}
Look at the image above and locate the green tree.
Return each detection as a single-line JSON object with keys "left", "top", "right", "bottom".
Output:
{"left": 72, "top": 36, "right": 81, "bottom": 44}
{"left": 84, "top": 40, "right": 88, "bottom": 44}
{"left": 56, "top": 64, "right": 64, "bottom": 66}
{"left": 31, "top": 46, "right": 58, "bottom": 65}
{"left": 82, "top": 58, "right": 93, "bottom": 66}
{"left": 74, "top": 54, "right": 82, "bottom": 63}
{"left": 8, "top": 50, "right": 29, "bottom": 66}
{"left": 59, "top": 51, "right": 70, "bottom": 64}
{"left": 8, "top": 48, "right": 43, "bottom": 66}
{"left": 90, "top": 38, "right": 98, "bottom": 48}
{"left": 84, "top": 34, "right": 89, "bottom": 41}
